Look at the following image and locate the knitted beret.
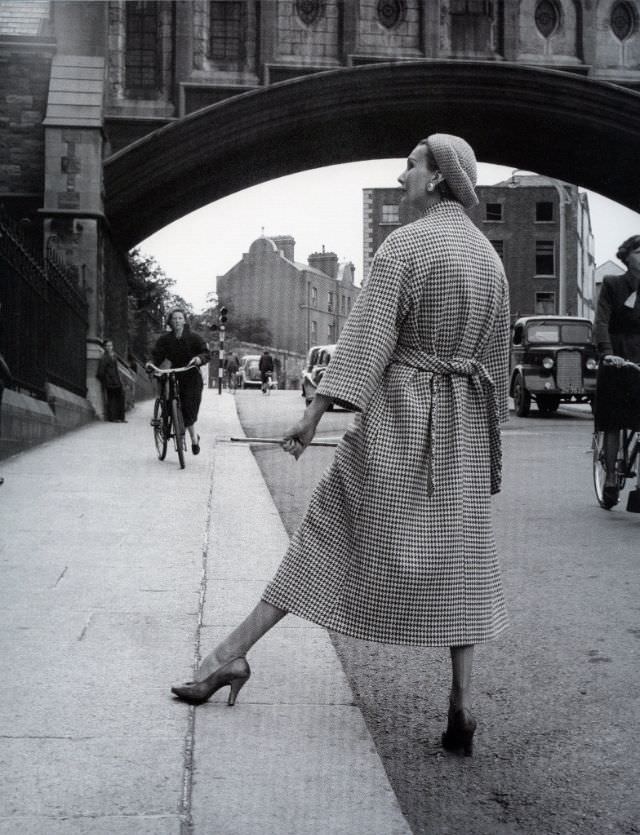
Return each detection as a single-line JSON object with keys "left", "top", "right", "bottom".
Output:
{"left": 426, "top": 134, "right": 479, "bottom": 209}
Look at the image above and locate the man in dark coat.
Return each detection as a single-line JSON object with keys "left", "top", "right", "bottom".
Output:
{"left": 96, "top": 339, "right": 126, "bottom": 422}
{"left": 258, "top": 350, "right": 274, "bottom": 392}
{"left": 593, "top": 234, "right": 640, "bottom": 505}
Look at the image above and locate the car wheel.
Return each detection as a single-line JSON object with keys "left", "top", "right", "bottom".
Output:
{"left": 513, "top": 373, "right": 531, "bottom": 417}
{"left": 537, "top": 394, "right": 560, "bottom": 413}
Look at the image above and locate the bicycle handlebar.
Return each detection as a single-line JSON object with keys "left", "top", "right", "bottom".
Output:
{"left": 146, "top": 363, "right": 199, "bottom": 376}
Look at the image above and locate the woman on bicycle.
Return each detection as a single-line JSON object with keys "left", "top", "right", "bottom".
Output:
{"left": 149, "top": 309, "right": 210, "bottom": 454}
{"left": 593, "top": 234, "right": 640, "bottom": 506}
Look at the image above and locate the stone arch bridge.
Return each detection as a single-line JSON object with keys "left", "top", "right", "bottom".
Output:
{"left": 105, "top": 60, "right": 640, "bottom": 248}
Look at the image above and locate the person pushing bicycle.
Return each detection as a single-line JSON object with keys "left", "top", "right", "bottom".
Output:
{"left": 593, "top": 235, "right": 640, "bottom": 506}
{"left": 146, "top": 308, "right": 210, "bottom": 455}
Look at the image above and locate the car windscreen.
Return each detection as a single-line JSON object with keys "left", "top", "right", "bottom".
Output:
{"left": 245, "top": 359, "right": 260, "bottom": 378}
{"left": 526, "top": 322, "right": 592, "bottom": 344}
{"left": 560, "top": 323, "right": 592, "bottom": 343}
{"left": 527, "top": 324, "right": 559, "bottom": 343}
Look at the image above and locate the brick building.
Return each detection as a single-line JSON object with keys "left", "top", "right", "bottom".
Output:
{"left": 363, "top": 176, "right": 596, "bottom": 321}
{"left": 216, "top": 235, "right": 359, "bottom": 383}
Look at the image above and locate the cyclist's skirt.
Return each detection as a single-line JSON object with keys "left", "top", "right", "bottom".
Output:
{"left": 179, "top": 372, "right": 204, "bottom": 427}
{"left": 594, "top": 363, "right": 640, "bottom": 431}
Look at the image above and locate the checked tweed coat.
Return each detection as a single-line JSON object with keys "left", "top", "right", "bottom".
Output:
{"left": 262, "top": 200, "right": 511, "bottom": 646}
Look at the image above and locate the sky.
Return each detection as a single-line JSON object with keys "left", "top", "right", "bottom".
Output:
{"left": 140, "top": 159, "right": 640, "bottom": 314}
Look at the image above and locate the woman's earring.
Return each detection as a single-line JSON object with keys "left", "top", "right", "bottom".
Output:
{"left": 426, "top": 182, "right": 435, "bottom": 193}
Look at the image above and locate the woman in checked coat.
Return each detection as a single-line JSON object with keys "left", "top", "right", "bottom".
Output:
{"left": 172, "top": 134, "right": 511, "bottom": 756}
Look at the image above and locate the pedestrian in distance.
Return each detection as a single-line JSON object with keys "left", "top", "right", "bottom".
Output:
{"left": 593, "top": 234, "right": 640, "bottom": 507}
{"left": 259, "top": 348, "right": 274, "bottom": 393}
{"left": 96, "top": 339, "right": 126, "bottom": 423}
{"left": 171, "top": 134, "right": 511, "bottom": 757}
{"left": 147, "top": 308, "right": 210, "bottom": 454}
{"left": 225, "top": 351, "right": 240, "bottom": 391}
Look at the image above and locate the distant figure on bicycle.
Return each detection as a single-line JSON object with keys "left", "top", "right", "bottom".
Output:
{"left": 593, "top": 234, "right": 640, "bottom": 505}
{"left": 259, "top": 349, "right": 274, "bottom": 393}
{"left": 148, "top": 309, "right": 210, "bottom": 455}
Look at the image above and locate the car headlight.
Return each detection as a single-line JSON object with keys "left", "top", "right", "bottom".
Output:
{"left": 586, "top": 358, "right": 597, "bottom": 370}
{"left": 542, "top": 357, "right": 554, "bottom": 369}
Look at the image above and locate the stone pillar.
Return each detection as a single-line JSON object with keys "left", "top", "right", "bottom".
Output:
{"left": 41, "top": 56, "right": 107, "bottom": 415}
{"left": 175, "top": 1, "right": 194, "bottom": 115}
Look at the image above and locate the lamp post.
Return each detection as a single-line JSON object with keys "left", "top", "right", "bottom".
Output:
{"left": 217, "top": 306, "right": 228, "bottom": 395}
{"left": 510, "top": 170, "right": 572, "bottom": 315}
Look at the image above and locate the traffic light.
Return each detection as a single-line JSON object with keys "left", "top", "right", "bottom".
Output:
{"left": 218, "top": 306, "right": 228, "bottom": 326}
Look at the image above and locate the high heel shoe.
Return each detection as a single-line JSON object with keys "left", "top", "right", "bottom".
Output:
{"left": 441, "top": 701, "right": 477, "bottom": 757}
{"left": 171, "top": 657, "right": 250, "bottom": 706}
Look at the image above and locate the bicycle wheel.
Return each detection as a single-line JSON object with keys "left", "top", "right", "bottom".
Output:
{"left": 152, "top": 398, "right": 168, "bottom": 460}
{"left": 593, "top": 430, "right": 625, "bottom": 509}
{"left": 171, "top": 397, "right": 186, "bottom": 469}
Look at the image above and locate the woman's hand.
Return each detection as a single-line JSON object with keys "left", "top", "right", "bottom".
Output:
{"left": 281, "top": 393, "right": 333, "bottom": 459}
{"left": 188, "top": 357, "right": 201, "bottom": 367}
{"left": 282, "top": 416, "right": 317, "bottom": 459}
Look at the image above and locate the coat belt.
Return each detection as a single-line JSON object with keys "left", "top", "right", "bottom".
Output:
{"left": 390, "top": 346, "right": 502, "bottom": 497}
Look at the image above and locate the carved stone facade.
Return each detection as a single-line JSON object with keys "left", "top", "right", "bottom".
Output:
{"left": 90, "top": 1, "right": 640, "bottom": 152}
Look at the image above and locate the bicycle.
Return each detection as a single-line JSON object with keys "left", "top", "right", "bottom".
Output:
{"left": 147, "top": 363, "right": 198, "bottom": 469}
{"left": 592, "top": 357, "right": 640, "bottom": 512}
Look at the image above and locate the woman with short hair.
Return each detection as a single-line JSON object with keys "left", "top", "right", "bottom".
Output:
{"left": 148, "top": 309, "right": 210, "bottom": 454}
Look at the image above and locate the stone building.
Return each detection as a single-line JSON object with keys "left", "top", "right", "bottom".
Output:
{"left": 216, "top": 235, "right": 359, "bottom": 382}
{"left": 363, "top": 176, "right": 596, "bottom": 320}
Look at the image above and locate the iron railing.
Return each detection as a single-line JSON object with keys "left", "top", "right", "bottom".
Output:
{"left": 0, "top": 212, "right": 88, "bottom": 399}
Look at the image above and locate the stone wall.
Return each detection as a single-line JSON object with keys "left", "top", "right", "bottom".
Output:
{"left": 0, "top": 45, "right": 52, "bottom": 203}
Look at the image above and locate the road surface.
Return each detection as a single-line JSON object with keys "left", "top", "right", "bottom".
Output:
{"left": 233, "top": 389, "right": 640, "bottom": 835}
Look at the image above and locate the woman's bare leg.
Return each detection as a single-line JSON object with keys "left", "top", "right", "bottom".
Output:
{"left": 449, "top": 645, "right": 474, "bottom": 712}
{"left": 196, "top": 600, "right": 287, "bottom": 681}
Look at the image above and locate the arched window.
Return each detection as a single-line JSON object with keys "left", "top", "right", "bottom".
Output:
{"left": 377, "top": 0, "right": 406, "bottom": 29}
{"left": 535, "top": 0, "right": 560, "bottom": 39}
{"left": 611, "top": 1, "right": 636, "bottom": 41}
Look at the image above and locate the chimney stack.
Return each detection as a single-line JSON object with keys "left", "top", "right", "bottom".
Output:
{"left": 308, "top": 248, "right": 338, "bottom": 278}
{"left": 270, "top": 235, "right": 295, "bottom": 261}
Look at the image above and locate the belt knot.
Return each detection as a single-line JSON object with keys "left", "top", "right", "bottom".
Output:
{"left": 390, "top": 346, "right": 501, "bottom": 497}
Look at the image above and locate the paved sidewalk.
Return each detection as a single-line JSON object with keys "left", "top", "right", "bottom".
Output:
{"left": 0, "top": 388, "right": 410, "bottom": 835}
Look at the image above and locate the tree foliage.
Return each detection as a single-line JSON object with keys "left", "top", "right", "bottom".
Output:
{"left": 127, "top": 249, "right": 178, "bottom": 323}
{"left": 127, "top": 249, "right": 198, "bottom": 359}
{"left": 191, "top": 296, "right": 272, "bottom": 347}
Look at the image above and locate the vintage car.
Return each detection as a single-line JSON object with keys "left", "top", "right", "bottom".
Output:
{"left": 301, "top": 344, "right": 336, "bottom": 406}
{"left": 509, "top": 315, "right": 598, "bottom": 416}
